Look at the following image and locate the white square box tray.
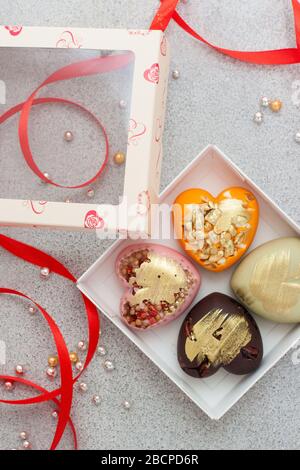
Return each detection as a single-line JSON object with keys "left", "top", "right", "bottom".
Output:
{"left": 77, "top": 145, "right": 300, "bottom": 419}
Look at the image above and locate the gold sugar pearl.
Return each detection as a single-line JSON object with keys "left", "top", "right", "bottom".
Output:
{"left": 269, "top": 99, "right": 282, "bottom": 112}
{"left": 48, "top": 356, "right": 58, "bottom": 368}
{"left": 69, "top": 351, "right": 79, "bottom": 363}
{"left": 113, "top": 152, "right": 125, "bottom": 165}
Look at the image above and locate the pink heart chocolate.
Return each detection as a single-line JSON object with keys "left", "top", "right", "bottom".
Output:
{"left": 116, "top": 244, "right": 201, "bottom": 331}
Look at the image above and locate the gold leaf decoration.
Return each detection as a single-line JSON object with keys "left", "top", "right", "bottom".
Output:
{"left": 185, "top": 308, "right": 251, "bottom": 367}
{"left": 128, "top": 252, "right": 188, "bottom": 305}
{"left": 249, "top": 248, "right": 300, "bottom": 314}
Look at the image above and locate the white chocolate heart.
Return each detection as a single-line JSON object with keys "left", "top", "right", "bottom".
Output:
{"left": 231, "top": 237, "right": 300, "bottom": 323}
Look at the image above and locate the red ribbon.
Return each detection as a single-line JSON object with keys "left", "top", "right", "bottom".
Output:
{"left": 151, "top": 0, "right": 300, "bottom": 65}
{"left": 0, "top": 53, "right": 134, "bottom": 188}
{"left": 0, "top": 234, "right": 100, "bottom": 450}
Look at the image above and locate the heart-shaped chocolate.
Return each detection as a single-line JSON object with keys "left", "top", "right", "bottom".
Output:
{"left": 231, "top": 237, "right": 300, "bottom": 323}
{"left": 116, "top": 244, "right": 201, "bottom": 330}
{"left": 173, "top": 187, "right": 259, "bottom": 271}
{"left": 177, "top": 293, "right": 263, "bottom": 378}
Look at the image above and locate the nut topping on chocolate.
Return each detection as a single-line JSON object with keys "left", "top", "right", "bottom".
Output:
{"left": 183, "top": 198, "right": 252, "bottom": 268}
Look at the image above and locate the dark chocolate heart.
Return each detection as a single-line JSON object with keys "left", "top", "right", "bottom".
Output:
{"left": 177, "top": 292, "right": 263, "bottom": 378}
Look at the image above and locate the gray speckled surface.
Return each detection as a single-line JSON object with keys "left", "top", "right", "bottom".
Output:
{"left": 0, "top": 0, "right": 300, "bottom": 450}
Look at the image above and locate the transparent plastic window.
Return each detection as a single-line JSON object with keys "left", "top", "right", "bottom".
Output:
{"left": 0, "top": 47, "right": 135, "bottom": 205}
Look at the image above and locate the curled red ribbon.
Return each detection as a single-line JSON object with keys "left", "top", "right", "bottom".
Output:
{"left": 0, "top": 53, "right": 134, "bottom": 188}
{"left": 0, "top": 234, "right": 100, "bottom": 450}
{"left": 151, "top": 0, "right": 300, "bottom": 65}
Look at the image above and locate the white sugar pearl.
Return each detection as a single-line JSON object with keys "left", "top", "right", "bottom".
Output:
{"left": 92, "top": 395, "right": 101, "bottom": 406}
{"left": 41, "top": 172, "right": 50, "bottom": 184}
{"left": 75, "top": 361, "right": 83, "bottom": 371}
{"left": 22, "top": 440, "right": 31, "bottom": 449}
{"left": 87, "top": 189, "right": 95, "bottom": 198}
{"left": 28, "top": 305, "right": 36, "bottom": 315}
{"left": 79, "top": 382, "right": 88, "bottom": 392}
{"left": 172, "top": 69, "right": 180, "bottom": 79}
{"left": 295, "top": 131, "right": 300, "bottom": 143}
{"left": 4, "top": 381, "right": 14, "bottom": 391}
{"left": 253, "top": 111, "right": 263, "bottom": 124}
{"left": 52, "top": 410, "right": 58, "bottom": 419}
{"left": 260, "top": 96, "right": 269, "bottom": 107}
{"left": 77, "top": 340, "right": 87, "bottom": 351}
{"left": 119, "top": 99, "right": 127, "bottom": 109}
{"left": 15, "top": 365, "right": 24, "bottom": 375}
{"left": 40, "top": 267, "right": 50, "bottom": 278}
{"left": 97, "top": 346, "right": 106, "bottom": 356}
{"left": 104, "top": 360, "right": 115, "bottom": 371}
{"left": 46, "top": 367, "right": 57, "bottom": 379}
{"left": 20, "top": 431, "right": 28, "bottom": 440}
{"left": 123, "top": 400, "right": 131, "bottom": 410}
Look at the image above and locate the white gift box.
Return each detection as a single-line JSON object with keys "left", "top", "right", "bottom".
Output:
{"left": 0, "top": 26, "right": 170, "bottom": 234}
{"left": 77, "top": 145, "right": 300, "bottom": 419}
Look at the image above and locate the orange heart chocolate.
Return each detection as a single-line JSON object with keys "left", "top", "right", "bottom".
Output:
{"left": 173, "top": 187, "right": 259, "bottom": 272}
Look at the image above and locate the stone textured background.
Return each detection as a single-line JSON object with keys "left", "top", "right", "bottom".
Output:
{"left": 0, "top": 0, "right": 299, "bottom": 450}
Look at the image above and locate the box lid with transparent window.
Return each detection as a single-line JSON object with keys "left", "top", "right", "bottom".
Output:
{"left": 0, "top": 26, "right": 170, "bottom": 235}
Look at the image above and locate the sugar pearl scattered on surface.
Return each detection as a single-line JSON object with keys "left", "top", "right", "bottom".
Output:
{"left": 104, "top": 360, "right": 115, "bottom": 371}
{"left": 40, "top": 267, "right": 50, "bottom": 278}
{"left": 51, "top": 410, "right": 58, "bottom": 419}
{"left": 28, "top": 305, "right": 36, "bottom": 315}
{"left": 253, "top": 111, "right": 263, "bottom": 124}
{"left": 22, "top": 440, "right": 31, "bottom": 449}
{"left": 113, "top": 152, "right": 125, "bottom": 165}
{"left": 92, "top": 395, "right": 101, "bottom": 406}
{"left": 64, "top": 131, "right": 73, "bottom": 142}
{"left": 41, "top": 172, "right": 50, "bottom": 183}
{"left": 69, "top": 351, "right": 79, "bottom": 363}
{"left": 20, "top": 431, "right": 28, "bottom": 440}
{"left": 123, "top": 400, "right": 131, "bottom": 410}
{"left": 172, "top": 69, "right": 180, "bottom": 79}
{"left": 4, "top": 381, "right": 14, "bottom": 391}
{"left": 79, "top": 382, "right": 88, "bottom": 392}
{"left": 119, "top": 99, "right": 127, "bottom": 109}
{"left": 15, "top": 365, "right": 24, "bottom": 375}
{"left": 65, "top": 198, "right": 71, "bottom": 203}
{"left": 269, "top": 99, "right": 282, "bottom": 112}
{"left": 87, "top": 189, "right": 95, "bottom": 198}
{"left": 46, "top": 367, "right": 57, "bottom": 378}
{"left": 48, "top": 356, "right": 58, "bottom": 368}
{"left": 97, "top": 346, "right": 106, "bottom": 356}
{"left": 77, "top": 340, "right": 87, "bottom": 351}
{"left": 260, "top": 96, "right": 269, "bottom": 107}
{"left": 295, "top": 131, "right": 300, "bottom": 143}
{"left": 75, "top": 361, "right": 84, "bottom": 371}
